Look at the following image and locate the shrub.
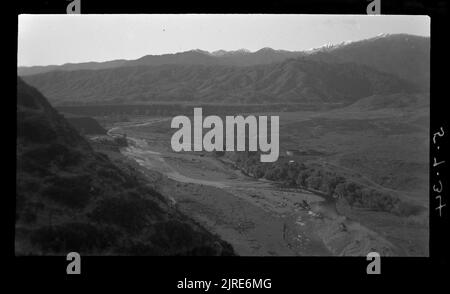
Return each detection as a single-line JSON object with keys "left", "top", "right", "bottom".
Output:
{"left": 30, "top": 223, "right": 120, "bottom": 253}
{"left": 42, "top": 174, "right": 93, "bottom": 209}
{"left": 306, "top": 176, "right": 322, "bottom": 190}
{"left": 21, "top": 143, "right": 83, "bottom": 170}
{"left": 89, "top": 195, "right": 161, "bottom": 233}
{"left": 392, "top": 201, "right": 424, "bottom": 217}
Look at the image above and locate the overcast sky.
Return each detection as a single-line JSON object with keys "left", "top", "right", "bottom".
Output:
{"left": 18, "top": 14, "right": 430, "bottom": 67}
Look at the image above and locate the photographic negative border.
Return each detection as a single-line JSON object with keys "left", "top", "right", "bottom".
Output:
{"left": 10, "top": 0, "right": 448, "bottom": 284}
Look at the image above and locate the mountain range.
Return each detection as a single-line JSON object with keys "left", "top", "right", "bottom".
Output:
{"left": 19, "top": 34, "right": 429, "bottom": 105}
{"left": 18, "top": 47, "right": 304, "bottom": 76}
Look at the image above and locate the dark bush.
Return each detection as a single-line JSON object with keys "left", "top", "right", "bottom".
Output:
{"left": 42, "top": 175, "right": 93, "bottom": 209}
{"left": 89, "top": 195, "right": 161, "bottom": 233}
{"left": 30, "top": 223, "right": 119, "bottom": 253}
{"left": 151, "top": 220, "right": 206, "bottom": 254}
{"left": 21, "top": 143, "right": 83, "bottom": 170}
{"left": 391, "top": 200, "right": 424, "bottom": 217}
{"left": 18, "top": 116, "right": 57, "bottom": 143}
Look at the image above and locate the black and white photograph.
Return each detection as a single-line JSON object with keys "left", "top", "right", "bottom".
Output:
{"left": 16, "top": 14, "right": 431, "bottom": 258}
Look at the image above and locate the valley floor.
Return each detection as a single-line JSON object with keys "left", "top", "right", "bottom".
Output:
{"left": 97, "top": 116, "right": 427, "bottom": 256}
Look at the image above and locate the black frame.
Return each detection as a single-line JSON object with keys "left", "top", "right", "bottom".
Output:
{"left": 9, "top": 0, "right": 448, "bottom": 284}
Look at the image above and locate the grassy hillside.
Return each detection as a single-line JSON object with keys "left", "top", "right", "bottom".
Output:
{"left": 23, "top": 58, "right": 415, "bottom": 105}
{"left": 63, "top": 114, "right": 107, "bottom": 135}
{"left": 309, "top": 34, "right": 430, "bottom": 90}
{"left": 16, "top": 77, "right": 235, "bottom": 256}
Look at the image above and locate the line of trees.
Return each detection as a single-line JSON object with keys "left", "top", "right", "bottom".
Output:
{"left": 227, "top": 151, "right": 423, "bottom": 217}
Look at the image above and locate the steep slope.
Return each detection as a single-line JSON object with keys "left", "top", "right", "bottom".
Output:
{"left": 63, "top": 114, "right": 107, "bottom": 135}
{"left": 308, "top": 34, "right": 430, "bottom": 89}
{"left": 16, "top": 77, "right": 235, "bottom": 255}
{"left": 22, "top": 57, "right": 415, "bottom": 105}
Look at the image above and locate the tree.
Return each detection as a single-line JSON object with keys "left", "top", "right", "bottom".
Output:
{"left": 334, "top": 182, "right": 346, "bottom": 199}
{"left": 306, "top": 176, "right": 322, "bottom": 190}
{"left": 296, "top": 170, "right": 311, "bottom": 187}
